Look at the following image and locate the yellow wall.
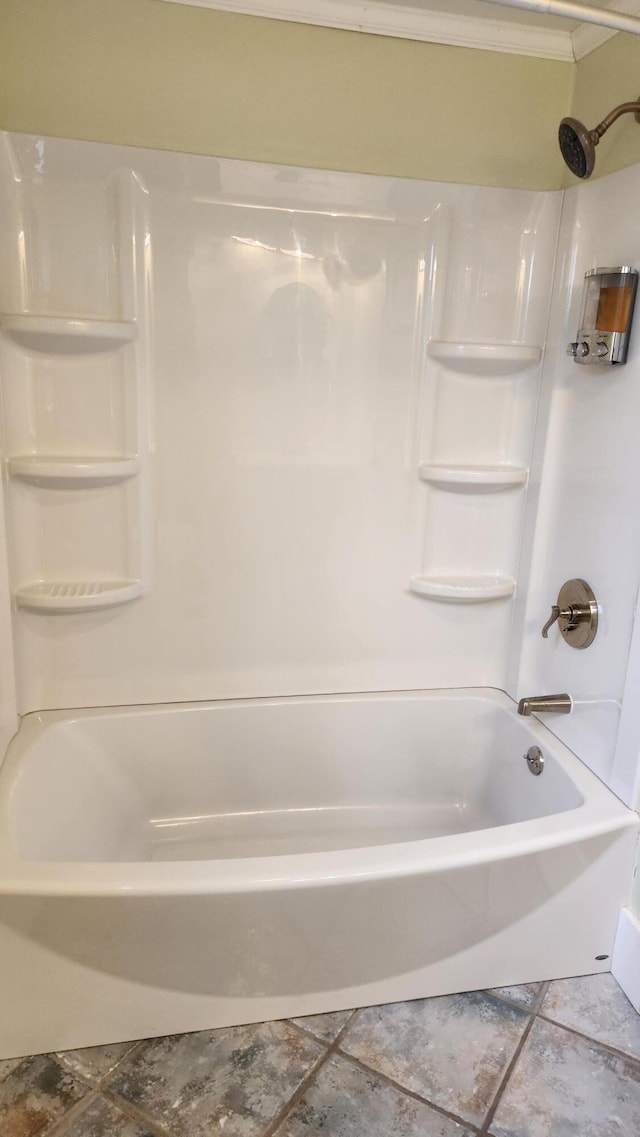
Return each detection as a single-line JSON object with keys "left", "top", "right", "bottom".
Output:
{"left": 3, "top": 2, "right": 640, "bottom": 191}
{"left": 571, "top": 33, "right": 640, "bottom": 183}
{"left": 0, "top": 0, "right": 573, "bottom": 189}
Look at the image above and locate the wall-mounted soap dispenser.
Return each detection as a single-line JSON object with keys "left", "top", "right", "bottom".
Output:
{"left": 567, "top": 266, "right": 638, "bottom": 365}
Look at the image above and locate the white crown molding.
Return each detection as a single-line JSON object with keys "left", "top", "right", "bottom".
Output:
{"left": 158, "top": 0, "right": 640, "bottom": 61}
{"left": 157, "top": 0, "right": 575, "bottom": 60}
{"left": 571, "top": 20, "right": 617, "bottom": 57}
{"left": 571, "top": 0, "right": 640, "bottom": 59}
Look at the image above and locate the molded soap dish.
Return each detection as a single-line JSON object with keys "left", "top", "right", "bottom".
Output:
{"left": 0, "top": 315, "right": 136, "bottom": 355}
{"left": 409, "top": 575, "right": 515, "bottom": 602}
{"left": 7, "top": 456, "right": 139, "bottom": 488}
{"left": 418, "top": 464, "right": 528, "bottom": 493}
{"left": 15, "top": 580, "right": 143, "bottom": 612}
{"left": 427, "top": 342, "right": 541, "bottom": 376}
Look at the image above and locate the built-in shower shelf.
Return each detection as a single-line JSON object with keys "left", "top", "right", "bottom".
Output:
{"left": 427, "top": 341, "right": 542, "bottom": 376}
{"left": 14, "top": 580, "right": 143, "bottom": 613}
{"left": 417, "top": 463, "right": 528, "bottom": 493}
{"left": 409, "top": 574, "right": 516, "bottom": 602}
{"left": 7, "top": 455, "right": 139, "bottom": 488}
{"left": 0, "top": 314, "right": 136, "bottom": 355}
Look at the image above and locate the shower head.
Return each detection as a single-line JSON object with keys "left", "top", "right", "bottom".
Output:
{"left": 558, "top": 118, "right": 598, "bottom": 179}
{"left": 559, "top": 98, "right": 640, "bottom": 179}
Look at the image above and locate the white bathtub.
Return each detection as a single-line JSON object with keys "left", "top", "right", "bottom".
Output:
{"left": 0, "top": 688, "right": 636, "bottom": 1059}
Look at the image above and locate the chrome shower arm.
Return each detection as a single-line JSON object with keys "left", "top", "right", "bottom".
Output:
{"left": 481, "top": 0, "right": 640, "bottom": 36}
{"left": 595, "top": 101, "right": 640, "bottom": 139}
{"left": 560, "top": 96, "right": 640, "bottom": 178}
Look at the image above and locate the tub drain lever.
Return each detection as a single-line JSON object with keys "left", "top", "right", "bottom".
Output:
{"left": 524, "top": 746, "right": 544, "bottom": 775}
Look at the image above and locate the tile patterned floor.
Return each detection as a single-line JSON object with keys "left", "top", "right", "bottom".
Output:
{"left": 1, "top": 973, "right": 639, "bottom": 1136}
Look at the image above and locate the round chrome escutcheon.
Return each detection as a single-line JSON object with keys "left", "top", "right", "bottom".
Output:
{"left": 557, "top": 578, "right": 598, "bottom": 649}
{"left": 524, "top": 745, "right": 544, "bottom": 776}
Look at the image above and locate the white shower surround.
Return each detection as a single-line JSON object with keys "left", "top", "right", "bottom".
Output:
{"left": 0, "top": 133, "right": 639, "bottom": 1055}
{"left": 0, "top": 133, "right": 560, "bottom": 720}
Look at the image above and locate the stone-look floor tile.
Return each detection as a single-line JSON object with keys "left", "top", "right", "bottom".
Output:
{"left": 540, "top": 973, "right": 640, "bottom": 1059}
{"left": 275, "top": 1052, "right": 475, "bottom": 1137}
{"left": 0, "top": 1058, "right": 24, "bottom": 1082}
{"left": 489, "top": 1016, "right": 640, "bottom": 1137}
{"left": 55, "top": 1094, "right": 157, "bottom": 1137}
{"left": 55, "top": 1042, "right": 138, "bottom": 1086}
{"left": 292, "top": 1010, "right": 353, "bottom": 1044}
{"left": 109, "top": 1021, "right": 323, "bottom": 1137}
{"left": 0, "top": 1054, "right": 88, "bottom": 1137}
{"left": 341, "top": 992, "right": 528, "bottom": 1128}
{"left": 489, "top": 985, "right": 541, "bottom": 1011}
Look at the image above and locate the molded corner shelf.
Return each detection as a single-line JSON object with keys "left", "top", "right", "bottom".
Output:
{"left": 15, "top": 580, "right": 143, "bottom": 613}
{"left": 418, "top": 463, "right": 528, "bottom": 493}
{"left": 7, "top": 456, "right": 139, "bottom": 488}
{"left": 409, "top": 574, "right": 515, "bottom": 602}
{"left": 427, "top": 341, "right": 541, "bottom": 376}
{"left": 0, "top": 314, "right": 136, "bottom": 355}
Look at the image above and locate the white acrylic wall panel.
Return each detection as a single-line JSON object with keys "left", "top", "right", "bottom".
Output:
{"left": 0, "top": 134, "right": 560, "bottom": 713}
{"left": 513, "top": 162, "right": 640, "bottom": 805}
{"left": 0, "top": 143, "right": 20, "bottom": 750}
{"left": 0, "top": 136, "right": 152, "bottom": 631}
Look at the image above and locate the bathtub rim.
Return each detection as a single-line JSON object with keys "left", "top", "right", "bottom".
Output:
{"left": 0, "top": 686, "right": 636, "bottom": 898}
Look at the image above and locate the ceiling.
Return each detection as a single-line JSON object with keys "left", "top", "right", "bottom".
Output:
{"left": 160, "top": 0, "right": 640, "bottom": 60}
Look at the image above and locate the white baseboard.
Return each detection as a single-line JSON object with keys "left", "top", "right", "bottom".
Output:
{"left": 612, "top": 907, "right": 640, "bottom": 1013}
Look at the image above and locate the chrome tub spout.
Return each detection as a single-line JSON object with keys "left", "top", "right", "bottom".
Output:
{"left": 517, "top": 694, "right": 572, "bottom": 716}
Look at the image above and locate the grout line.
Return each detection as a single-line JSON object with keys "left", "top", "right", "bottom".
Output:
{"left": 478, "top": 1014, "right": 536, "bottom": 1136}
{"left": 46, "top": 1089, "right": 99, "bottom": 1137}
{"left": 52, "top": 1038, "right": 145, "bottom": 1092}
{"left": 287, "top": 1021, "right": 337, "bottom": 1047}
{"left": 531, "top": 979, "right": 551, "bottom": 1015}
{"left": 46, "top": 1051, "right": 175, "bottom": 1137}
{"left": 101, "top": 1087, "right": 177, "bottom": 1137}
{"left": 485, "top": 979, "right": 550, "bottom": 1017}
{"left": 535, "top": 1011, "right": 640, "bottom": 1068}
{"left": 332, "top": 1045, "right": 482, "bottom": 1134}
{"left": 286, "top": 1009, "right": 362, "bottom": 1049}
{"left": 486, "top": 991, "right": 539, "bottom": 1015}
{"left": 34, "top": 983, "right": 640, "bottom": 1137}
{"left": 333, "top": 1009, "right": 362, "bottom": 1046}
{"left": 262, "top": 1011, "right": 370, "bottom": 1137}
{"left": 480, "top": 978, "right": 640, "bottom": 1135}
{"left": 51, "top": 1039, "right": 177, "bottom": 1137}
{"left": 259, "top": 1044, "right": 335, "bottom": 1137}
{"left": 103, "top": 1039, "right": 148, "bottom": 1081}
{"left": 98, "top": 1039, "right": 151, "bottom": 1090}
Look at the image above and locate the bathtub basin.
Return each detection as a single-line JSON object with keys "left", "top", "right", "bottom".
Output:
{"left": 0, "top": 688, "right": 636, "bottom": 1058}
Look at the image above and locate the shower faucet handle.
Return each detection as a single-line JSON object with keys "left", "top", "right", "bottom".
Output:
{"left": 541, "top": 605, "right": 562, "bottom": 638}
{"left": 541, "top": 604, "right": 578, "bottom": 638}
{"left": 541, "top": 579, "right": 599, "bottom": 649}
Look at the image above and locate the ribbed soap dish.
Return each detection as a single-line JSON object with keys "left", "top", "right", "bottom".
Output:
{"left": 409, "top": 575, "right": 515, "bottom": 602}
{"left": 15, "top": 580, "right": 143, "bottom": 612}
